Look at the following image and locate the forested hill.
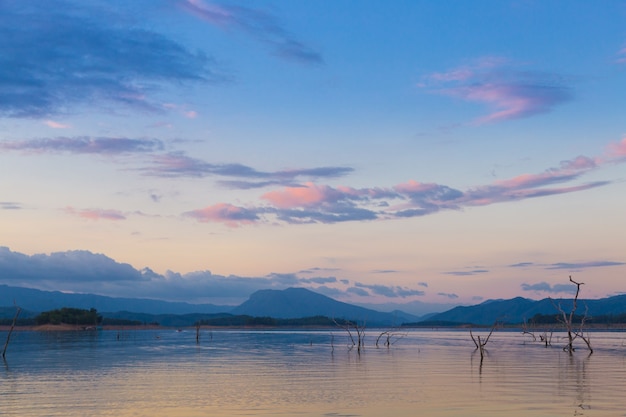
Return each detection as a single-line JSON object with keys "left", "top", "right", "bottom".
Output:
{"left": 422, "top": 294, "right": 626, "bottom": 325}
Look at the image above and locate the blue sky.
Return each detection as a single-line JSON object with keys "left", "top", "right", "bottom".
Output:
{"left": 1, "top": 0, "right": 625, "bottom": 310}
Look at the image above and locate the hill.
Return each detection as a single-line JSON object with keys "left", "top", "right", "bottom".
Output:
{"left": 231, "top": 287, "right": 418, "bottom": 326}
{"left": 0, "top": 284, "right": 230, "bottom": 315}
{"left": 0, "top": 285, "right": 417, "bottom": 326}
{"left": 424, "top": 294, "right": 626, "bottom": 325}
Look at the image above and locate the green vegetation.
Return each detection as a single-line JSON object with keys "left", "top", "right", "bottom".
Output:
{"left": 527, "top": 312, "right": 626, "bottom": 325}
{"left": 35, "top": 307, "right": 102, "bottom": 326}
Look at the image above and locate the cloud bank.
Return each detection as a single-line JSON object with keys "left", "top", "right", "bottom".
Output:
{"left": 184, "top": 138, "right": 624, "bottom": 227}
{"left": 0, "top": 0, "right": 216, "bottom": 118}
{"left": 0, "top": 247, "right": 426, "bottom": 304}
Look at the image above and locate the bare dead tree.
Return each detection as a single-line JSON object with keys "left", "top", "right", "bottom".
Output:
{"left": 333, "top": 318, "right": 366, "bottom": 353}
{"left": 2, "top": 303, "right": 21, "bottom": 359}
{"left": 551, "top": 276, "right": 593, "bottom": 355}
{"left": 539, "top": 330, "right": 554, "bottom": 348}
{"left": 522, "top": 317, "right": 553, "bottom": 347}
{"left": 375, "top": 328, "right": 407, "bottom": 348}
{"left": 521, "top": 318, "right": 537, "bottom": 342}
{"left": 470, "top": 320, "right": 499, "bottom": 360}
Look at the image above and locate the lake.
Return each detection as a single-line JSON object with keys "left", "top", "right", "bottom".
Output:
{"left": 1, "top": 328, "right": 625, "bottom": 416}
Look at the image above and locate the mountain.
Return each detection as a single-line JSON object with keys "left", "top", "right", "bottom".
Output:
{"left": 424, "top": 294, "right": 626, "bottom": 325}
{"left": 0, "top": 284, "right": 417, "bottom": 326}
{"left": 231, "top": 287, "right": 418, "bottom": 326}
{"left": 0, "top": 284, "right": 231, "bottom": 316}
{"left": 354, "top": 299, "right": 459, "bottom": 318}
{"left": 6, "top": 282, "right": 623, "bottom": 328}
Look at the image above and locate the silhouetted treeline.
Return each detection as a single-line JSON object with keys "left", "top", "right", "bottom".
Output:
{"left": 35, "top": 307, "right": 102, "bottom": 325}
{"left": 527, "top": 313, "right": 626, "bottom": 325}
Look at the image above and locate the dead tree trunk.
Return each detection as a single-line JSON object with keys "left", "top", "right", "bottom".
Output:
{"left": 470, "top": 320, "right": 498, "bottom": 359}
{"left": 333, "top": 318, "right": 366, "bottom": 353}
{"left": 552, "top": 276, "right": 593, "bottom": 355}
{"left": 375, "top": 329, "right": 407, "bottom": 348}
{"left": 2, "top": 304, "right": 21, "bottom": 359}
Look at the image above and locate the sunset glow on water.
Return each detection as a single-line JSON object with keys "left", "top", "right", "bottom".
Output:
{"left": 2, "top": 330, "right": 625, "bottom": 416}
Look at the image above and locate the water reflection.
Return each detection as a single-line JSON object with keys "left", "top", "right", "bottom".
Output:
{"left": 1, "top": 330, "right": 625, "bottom": 416}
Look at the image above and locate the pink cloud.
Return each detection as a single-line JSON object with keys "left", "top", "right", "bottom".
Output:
{"left": 45, "top": 120, "right": 71, "bottom": 129}
{"left": 180, "top": 0, "right": 233, "bottom": 26}
{"left": 617, "top": 47, "right": 626, "bottom": 63}
{"left": 422, "top": 58, "right": 571, "bottom": 124}
{"left": 606, "top": 137, "right": 626, "bottom": 158}
{"left": 184, "top": 139, "right": 623, "bottom": 226}
{"left": 178, "top": 0, "right": 323, "bottom": 64}
{"left": 494, "top": 171, "right": 570, "bottom": 190}
{"left": 184, "top": 203, "right": 259, "bottom": 227}
{"left": 184, "top": 110, "right": 198, "bottom": 119}
{"left": 559, "top": 155, "right": 598, "bottom": 170}
{"left": 65, "top": 207, "right": 126, "bottom": 221}
{"left": 262, "top": 182, "right": 341, "bottom": 208}
{"left": 394, "top": 180, "right": 439, "bottom": 194}
{"left": 445, "top": 83, "right": 569, "bottom": 125}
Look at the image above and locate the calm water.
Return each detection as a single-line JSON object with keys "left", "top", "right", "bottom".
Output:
{"left": 1, "top": 329, "right": 625, "bottom": 417}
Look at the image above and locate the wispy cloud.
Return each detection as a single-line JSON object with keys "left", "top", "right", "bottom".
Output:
{"left": 144, "top": 152, "right": 353, "bottom": 185}
{"left": 443, "top": 269, "right": 489, "bottom": 276}
{"left": 438, "top": 292, "right": 459, "bottom": 299}
{"left": 178, "top": 0, "right": 323, "bottom": 64}
{"left": 1, "top": 202, "right": 22, "bottom": 210}
{"left": 0, "top": 136, "right": 164, "bottom": 155}
{"left": 183, "top": 203, "right": 261, "bottom": 228}
{"left": 617, "top": 46, "right": 626, "bottom": 64}
{"left": 545, "top": 261, "right": 625, "bottom": 270}
{"left": 420, "top": 57, "right": 572, "bottom": 124}
{"left": 510, "top": 260, "right": 624, "bottom": 270}
{"left": 510, "top": 262, "right": 534, "bottom": 268}
{"left": 0, "top": 1, "right": 216, "bottom": 117}
{"left": 521, "top": 282, "right": 577, "bottom": 294}
{"left": 44, "top": 120, "right": 71, "bottom": 129}
{"left": 191, "top": 143, "right": 614, "bottom": 226}
{"left": 606, "top": 137, "right": 626, "bottom": 160}
{"left": 65, "top": 207, "right": 127, "bottom": 221}
{"left": 353, "top": 282, "right": 425, "bottom": 298}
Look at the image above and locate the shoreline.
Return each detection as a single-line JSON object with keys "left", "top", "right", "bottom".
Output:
{"left": 0, "top": 323, "right": 163, "bottom": 332}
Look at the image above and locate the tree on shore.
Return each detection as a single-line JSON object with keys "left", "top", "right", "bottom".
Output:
{"left": 35, "top": 307, "right": 102, "bottom": 326}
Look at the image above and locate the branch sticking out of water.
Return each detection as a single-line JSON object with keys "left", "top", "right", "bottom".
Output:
{"left": 2, "top": 302, "right": 21, "bottom": 359}
{"left": 551, "top": 276, "right": 593, "bottom": 355}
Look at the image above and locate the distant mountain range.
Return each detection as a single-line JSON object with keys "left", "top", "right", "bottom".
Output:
{"left": 0, "top": 284, "right": 229, "bottom": 315}
{"left": 0, "top": 284, "right": 418, "bottom": 326}
{"left": 2, "top": 284, "right": 625, "bottom": 326}
{"left": 423, "top": 294, "right": 626, "bottom": 325}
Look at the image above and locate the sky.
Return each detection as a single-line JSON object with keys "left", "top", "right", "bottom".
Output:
{"left": 1, "top": 0, "right": 625, "bottom": 311}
